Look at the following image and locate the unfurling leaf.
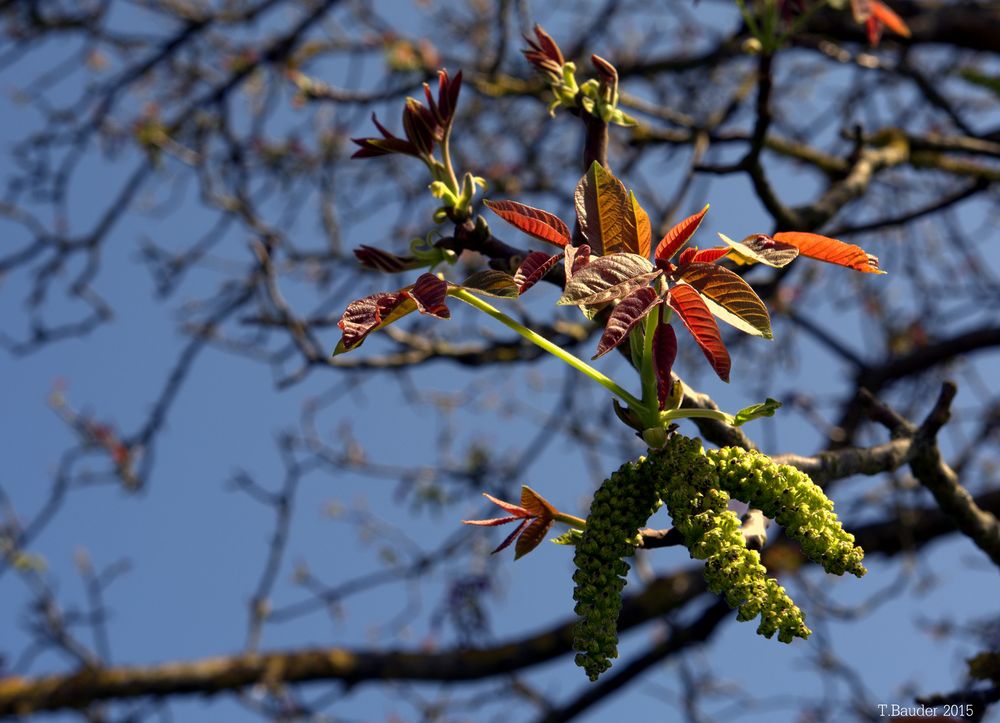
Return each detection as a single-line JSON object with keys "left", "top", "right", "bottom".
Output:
{"left": 558, "top": 253, "right": 657, "bottom": 306}
{"left": 678, "top": 263, "right": 773, "bottom": 338}
{"left": 335, "top": 291, "right": 416, "bottom": 354}
{"left": 459, "top": 270, "right": 519, "bottom": 298}
{"left": 410, "top": 273, "right": 450, "bottom": 317}
{"left": 733, "top": 398, "right": 782, "bottom": 426}
{"left": 668, "top": 284, "right": 731, "bottom": 382}
{"left": 574, "top": 162, "right": 645, "bottom": 256}
{"left": 717, "top": 233, "right": 799, "bottom": 268}
{"left": 593, "top": 287, "right": 661, "bottom": 359}
{"left": 514, "top": 252, "right": 561, "bottom": 293}
{"left": 564, "top": 243, "right": 590, "bottom": 281}
{"left": 483, "top": 199, "right": 571, "bottom": 248}
{"left": 655, "top": 205, "right": 709, "bottom": 263}
{"left": 772, "top": 232, "right": 884, "bottom": 274}
{"left": 652, "top": 318, "right": 678, "bottom": 410}
{"left": 551, "top": 529, "right": 583, "bottom": 546}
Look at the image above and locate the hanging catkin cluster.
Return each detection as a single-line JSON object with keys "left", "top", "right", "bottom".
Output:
{"left": 705, "top": 447, "right": 866, "bottom": 577}
{"left": 571, "top": 434, "right": 866, "bottom": 678}
{"left": 571, "top": 457, "right": 663, "bottom": 681}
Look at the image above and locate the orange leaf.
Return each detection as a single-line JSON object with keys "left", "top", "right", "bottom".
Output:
{"left": 772, "top": 232, "right": 884, "bottom": 274}
{"left": 668, "top": 284, "right": 731, "bottom": 382}
{"left": 483, "top": 199, "right": 571, "bottom": 248}
{"left": 871, "top": 1, "right": 910, "bottom": 38}
{"left": 520, "top": 485, "right": 556, "bottom": 519}
{"left": 655, "top": 205, "right": 709, "bottom": 263}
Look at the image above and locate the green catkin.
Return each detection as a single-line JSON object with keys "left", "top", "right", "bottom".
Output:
{"left": 572, "top": 435, "right": 868, "bottom": 680}
{"left": 706, "top": 447, "right": 867, "bottom": 577}
{"left": 649, "top": 436, "right": 810, "bottom": 644}
{"left": 572, "top": 457, "right": 663, "bottom": 681}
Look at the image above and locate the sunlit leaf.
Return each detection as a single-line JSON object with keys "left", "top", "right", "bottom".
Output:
{"left": 593, "top": 287, "right": 661, "bottom": 359}
{"left": 410, "top": 273, "right": 451, "bottom": 317}
{"left": 733, "top": 398, "right": 782, "bottom": 426}
{"left": 717, "top": 233, "right": 799, "bottom": 268}
{"left": 655, "top": 204, "right": 709, "bottom": 263}
{"left": 514, "top": 516, "right": 555, "bottom": 559}
{"left": 772, "top": 232, "right": 885, "bottom": 274}
{"left": 483, "top": 199, "right": 571, "bottom": 248}
{"left": 652, "top": 317, "right": 678, "bottom": 410}
{"left": 514, "top": 252, "right": 561, "bottom": 293}
{"left": 558, "top": 253, "right": 657, "bottom": 306}
{"left": 520, "top": 485, "right": 556, "bottom": 518}
{"left": 458, "top": 270, "right": 519, "bottom": 298}
{"left": 668, "top": 284, "right": 731, "bottom": 382}
{"left": 463, "top": 516, "right": 520, "bottom": 527}
{"left": 630, "top": 191, "right": 652, "bottom": 259}
{"left": 573, "top": 161, "right": 644, "bottom": 256}
{"left": 678, "top": 263, "right": 773, "bottom": 338}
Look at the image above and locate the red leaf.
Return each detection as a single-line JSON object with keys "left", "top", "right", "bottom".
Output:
{"left": 593, "top": 287, "right": 661, "bottom": 359}
{"left": 652, "top": 319, "right": 678, "bottom": 410}
{"left": 668, "top": 284, "right": 731, "bottom": 382}
{"left": 564, "top": 244, "right": 590, "bottom": 281}
{"left": 410, "top": 273, "right": 450, "bottom": 318}
{"left": 772, "top": 232, "right": 884, "bottom": 274}
{"left": 690, "top": 247, "right": 730, "bottom": 265}
{"left": 463, "top": 516, "right": 521, "bottom": 527}
{"left": 483, "top": 199, "right": 570, "bottom": 248}
{"left": 493, "top": 519, "right": 529, "bottom": 554}
{"left": 678, "top": 263, "right": 773, "bottom": 338}
{"left": 558, "top": 253, "right": 657, "bottom": 306}
{"left": 336, "top": 291, "right": 413, "bottom": 352}
{"left": 514, "top": 252, "right": 561, "bottom": 293}
{"left": 655, "top": 205, "right": 709, "bottom": 263}
{"left": 482, "top": 492, "right": 530, "bottom": 517}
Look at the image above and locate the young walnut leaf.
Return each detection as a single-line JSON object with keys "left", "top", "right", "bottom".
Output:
{"left": 678, "top": 246, "right": 729, "bottom": 266}
{"left": 677, "top": 263, "right": 773, "bottom": 338}
{"left": 515, "top": 252, "right": 561, "bottom": 293}
{"left": 564, "top": 244, "right": 591, "bottom": 280}
{"left": 558, "top": 253, "right": 658, "bottom": 306}
{"left": 354, "top": 245, "right": 420, "bottom": 273}
{"left": 629, "top": 191, "right": 652, "bottom": 259}
{"left": 410, "top": 273, "right": 450, "bottom": 317}
{"left": 593, "top": 287, "right": 661, "bottom": 359}
{"left": 717, "top": 233, "right": 799, "bottom": 268}
{"left": 668, "top": 284, "right": 731, "bottom": 382}
{"left": 335, "top": 291, "right": 416, "bottom": 354}
{"left": 515, "top": 516, "right": 555, "bottom": 559}
{"left": 483, "top": 199, "right": 571, "bottom": 248}
{"left": 574, "top": 161, "right": 645, "bottom": 256}
{"left": 460, "top": 270, "right": 519, "bottom": 298}
{"left": 772, "top": 232, "right": 884, "bottom": 274}
{"left": 655, "top": 205, "right": 709, "bottom": 263}
{"left": 652, "top": 317, "right": 678, "bottom": 410}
